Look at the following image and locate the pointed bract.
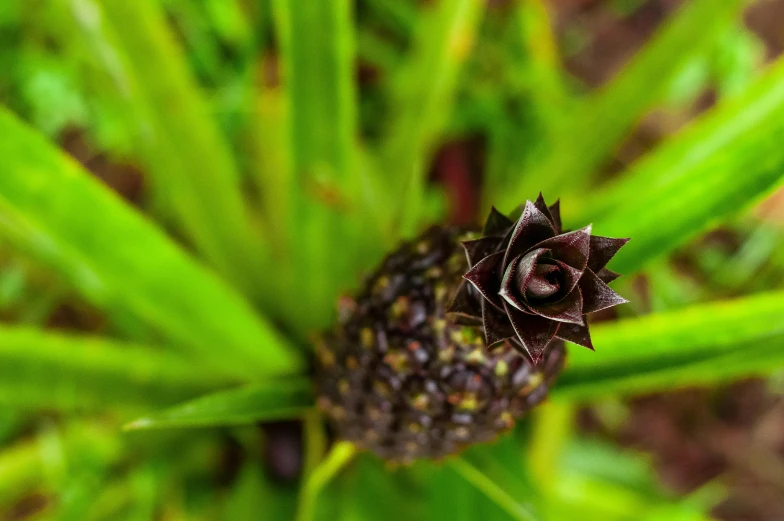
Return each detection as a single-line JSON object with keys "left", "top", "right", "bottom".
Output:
{"left": 505, "top": 303, "right": 560, "bottom": 362}
{"left": 529, "top": 286, "right": 584, "bottom": 325}
{"left": 596, "top": 267, "right": 621, "bottom": 284}
{"left": 447, "top": 280, "right": 481, "bottom": 318}
{"left": 455, "top": 195, "right": 627, "bottom": 361}
{"left": 550, "top": 259, "right": 583, "bottom": 296}
{"left": 524, "top": 263, "right": 561, "bottom": 300}
{"left": 463, "top": 251, "right": 505, "bottom": 311}
{"left": 483, "top": 300, "right": 517, "bottom": 346}
{"left": 555, "top": 322, "right": 594, "bottom": 350}
{"left": 533, "top": 225, "right": 592, "bottom": 271}
{"left": 534, "top": 192, "right": 556, "bottom": 228}
{"left": 548, "top": 200, "right": 562, "bottom": 233}
{"left": 587, "top": 236, "right": 630, "bottom": 272}
{"left": 499, "top": 249, "right": 547, "bottom": 312}
{"left": 578, "top": 269, "right": 629, "bottom": 314}
{"left": 461, "top": 237, "right": 502, "bottom": 268}
{"left": 503, "top": 201, "right": 556, "bottom": 268}
{"left": 483, "top": 207, "right": 515, "bottom": 237}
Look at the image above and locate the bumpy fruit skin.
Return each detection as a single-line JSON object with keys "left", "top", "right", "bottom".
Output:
{"left": 316, "top": 226, "right": 566, "bottom": 462}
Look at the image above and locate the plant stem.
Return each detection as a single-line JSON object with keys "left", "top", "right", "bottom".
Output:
{"left": 295, "top": 441, "right": 357, "bottom": 521}
{"left": 302, "top": 409, "right": 328, "bottom": 479}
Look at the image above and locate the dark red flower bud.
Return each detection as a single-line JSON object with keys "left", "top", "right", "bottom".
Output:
{"left": 448, "top": 194, "right": 629, "bottom": 362}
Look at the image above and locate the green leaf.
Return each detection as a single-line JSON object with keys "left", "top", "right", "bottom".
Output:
{"left": 271, "top": 0, "right": 374, "bottom": 330}
{"left": 357, "top": 26, "right": 403, "bottom": 71}
{"left": 220, "top": 464, "right": 297, "bottom": 521}
{"left": 573, "top": 55, "right": 784, "bottom": 274}
{"left": 503, "top": 0, "right": 747, "bottom": 207}
{"left": 0, "top": 107, "right": 303, "bottom": 379}
{"left": 0, "top": 437, "right": 49, "bottom": 504}
{"left": 449, "top": 457, "right": 540, "bottom": 521}
{"left": 351, "top": 458, "right": 426, "bottom": 521}
{"left": 125, "top": 379, "right": 314, "bottom": 430}
{"left": 68, "top": 0, "right": 267, "bottom": 292}
{"left": 381, "top": 0, "right": 485, "bottom": 233}
{"left": 0, "top": 424, "right": 121, "bottom": 505}
{"left": 313, "top": 469, "right": 359, "bottom": 521}
{"left": 483, "top": 0, "right": 571, "bottom": 208}
{"left": 527, "top": 402, "right": 574, "bottom": 496}
{"left": 273, "top": 0, "right": 358, "bottom": 197}
{"left": 0, "top": 325, "right": 229, "bottom": 412}
{"left": 710, "top": 222, "right": 782, "bottom": 291}
{"left": 426, "top": 465, "right": 477, "bottom": 521}
{"left": 516, "top": 0, "right": 566, "bottom": 106}
{"left": 547, "top": 440, "right": 722, "bottom": 521}
{"left": 0, "top": 412, "right": 23, "bottom": 446}
{"left": 160, "top": 0, "right": 230, "bottom": 84}
{"left": 556, "top": 290, "right": 784, "bottom": 399}
{"left": 363, "top": 0, "right": 417, "bottom": 34}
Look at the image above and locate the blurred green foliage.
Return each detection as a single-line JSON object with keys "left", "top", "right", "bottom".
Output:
{"left": 0, "top": 0, "right": 783, "bottom": 519}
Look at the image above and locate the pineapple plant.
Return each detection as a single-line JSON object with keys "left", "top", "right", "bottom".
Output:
{"left": 317, "top": 195, "right": 628, "bottom": 462}
{"left": 0, "top": 0, "right": 783, "bottom": 520}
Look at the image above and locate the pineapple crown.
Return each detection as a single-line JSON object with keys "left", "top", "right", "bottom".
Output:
{"left": 448, "top": 193, "right": 629, "bottom": 362}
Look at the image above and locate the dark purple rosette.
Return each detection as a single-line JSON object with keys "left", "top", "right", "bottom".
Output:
{"left": 448, "top": 194, "right": 629, "bottom": 362}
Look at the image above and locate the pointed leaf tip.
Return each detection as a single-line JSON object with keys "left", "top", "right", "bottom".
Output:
{"left": 464, "top": 251, "right": 506, "bottom": 311}
{"left": 588, "top": 235, "right": 630, "bottom": 273}
{"left": 448, "top": 280, "right": 481, "bottom": 319}
{"left": 556, "top": 322, "right": 594, "bottom": 350}
{"left": 533, "top": 192, "right": 559, "bottom": 230}
{"left": 579, "top": 269, "right": 629, "bottom": 314}
{"left": 504, "top": 201, "right": 557, "bottom": 266}
{"left": 462, "top": 237, "right": 502, "bottom": 268}
{"left": 505, "top": 302, "right": 559, "bottom": 358}
{"left": 483, "top": 207, "right": 515, "bottom": 236}
{"left": 123, "top": 418, "right": 153, "bottom": 431}
{"left": 548, "top": 199, "right": 562, "bottom": 232}
{"left": 533, "top": 225, "right": 592, "bottom": 271}
{"left": 482, "top": 299, "right": 517, "bottom": 346}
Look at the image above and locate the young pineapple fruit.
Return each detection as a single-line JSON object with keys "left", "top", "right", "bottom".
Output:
{"left": 316, "top": 195, "right": 628, "bottom": 462}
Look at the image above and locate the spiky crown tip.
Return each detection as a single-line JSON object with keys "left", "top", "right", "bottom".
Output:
{"left": 448, "top": 193, "right": 629, "bottom": 363}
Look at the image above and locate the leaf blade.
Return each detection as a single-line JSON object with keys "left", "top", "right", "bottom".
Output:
{"left": 0, "top": 325, "right": 229, "bottom": 412}
{"left": 575, "top": 56, "right": 784, "bottom": 274}
{"left": 502, "top": 0, "right": 747, "bottom": 207}
{"left": 272, "top": 0, "right": 373, "bottom": 330}
{"left": 0, "top": 107, "right": 303, "bottom": 379}
{"left": 71, "top": 0, "right": 267, "bottom": 291}
{"left": 381, "top": 0, "right": 485, "bottom": 233}
{"left": 125, "top": 379, "right": 314, "bottom": 430}
{"left": 556, "top": 290, "right": 784, "bottom": 399}
{"left": 0, "top": 424, "right": 122, "bottom": 507}
{"left": 449, "top": 457, "right": 540, "bottom": 521}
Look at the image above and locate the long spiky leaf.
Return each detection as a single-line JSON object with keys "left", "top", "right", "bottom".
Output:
{"left": 501, "top": 0, "right": 747, "bottom": 208}
{"left": 557, "top": 290, "right": 784, "bottom": 399}
{"left": 0, "top": 325, "right": 232, "bottom": 412}
{"left": 576, "top": 56, "right": 784, "bottom": 274}
{"left": 382, "top": 0, "right": 485, "bottom": 235}
{"left": 272, "top": 0, "right": 378, "bottom": 332}
{"left": 0, "top": 108, "right": 303, "bottom": 379}
{"left": 69, "top": 0, "right": 268, "bottom": 293}
{"left": 125, "top": 379, "right": 314, "bottom": 431}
